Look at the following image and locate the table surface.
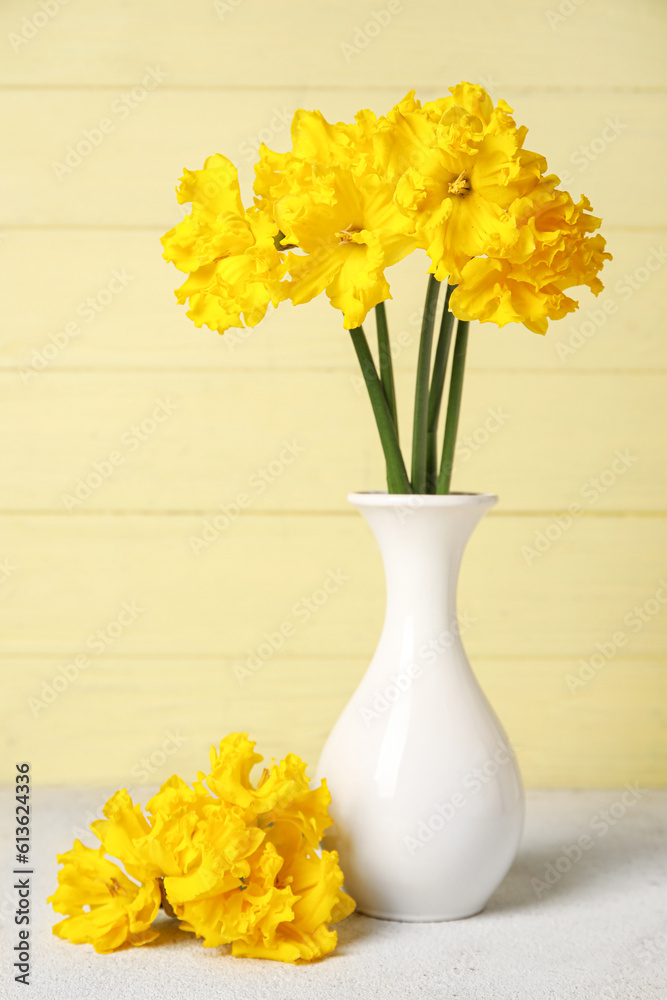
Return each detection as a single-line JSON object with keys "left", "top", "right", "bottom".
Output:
{"left": 0, "top": 788, "right": 666, "bottom": 1000}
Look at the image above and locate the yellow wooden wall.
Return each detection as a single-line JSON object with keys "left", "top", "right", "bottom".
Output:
{"left": 1, "top": 0, "right": 666, "bottom": 787}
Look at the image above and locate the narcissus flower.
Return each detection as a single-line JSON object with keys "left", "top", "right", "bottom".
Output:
{"left": 89, "top": 789, "right": 162, "bottom": 883}
{"left": 229, "top": 839, "right": 353, "bottom": 962}
{"left": 451, "top": 175, "right": 611, "bottom": 334}
{"left": 374, "top": 85, "right": 547, "bottom": 282}
{"left": 49, "top": 734, "right": 354, "bottom": 963}
{"left": 165, "top": 734, "right": 354, "bottom": 960}
{"left": 161, "top": 154, "right": 286, "bottom": 334}
{"left": 253, "top": 110, "right": 418, "bottom": 329}
{"left": 278, "top": 166, "right": 417, "bottom": 330}
{"left": 48, "top": 842, "right": 160, "bottom": 953}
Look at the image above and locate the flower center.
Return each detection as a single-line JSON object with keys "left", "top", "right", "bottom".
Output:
{"left": 336, "top": 225, "right": 361, "bottom": 245}
{"left": 107, "top": 878, "right": 127, "bottom": 897}
{"left": 447, "top": 171, "right": 471, "bottom": 197}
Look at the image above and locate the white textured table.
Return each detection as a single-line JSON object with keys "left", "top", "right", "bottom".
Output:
{"left": 1, "top": 789, "right": 666, "bottom": 999}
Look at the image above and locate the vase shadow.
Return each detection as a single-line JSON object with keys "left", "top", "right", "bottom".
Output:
{"left": 485, "top": 825, "right": 663, "bottom": 915}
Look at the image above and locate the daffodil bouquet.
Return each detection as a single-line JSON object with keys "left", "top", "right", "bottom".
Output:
{"left": 49, "top": 734, "right": 354, "bottom": 962}
{"left": 161, "top": 83, "right": 609, "bottom": 493}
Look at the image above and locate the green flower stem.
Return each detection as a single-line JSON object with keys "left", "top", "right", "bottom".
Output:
{"left": 436, "top": 319, "right": 469, "bottom": 495}
{"left": 425, "top": 282, "right": 455, "bottom": 491}
{"left": 375, "top": 301, "right": 398, "bottom": 436}
{"left": 411, "top": 273, "right": 440, "bottom": 493}
{"left": 349, "top": 325, "right": 412, "bottom": 494}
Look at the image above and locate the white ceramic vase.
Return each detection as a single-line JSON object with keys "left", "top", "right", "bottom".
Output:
{"left": 316, "top": 491, "right": 524, "bottom": 921}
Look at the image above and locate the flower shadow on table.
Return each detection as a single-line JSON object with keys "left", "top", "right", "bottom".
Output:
{"left": 146, "top": 912, "right": 365, "bottom": 960}
{"left": 144, "top": 913, "right": 210, "bottom": 951}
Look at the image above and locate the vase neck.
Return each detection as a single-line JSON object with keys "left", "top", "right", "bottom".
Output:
{"left": 351, "top": 494, "right": 495, "bottom": 629}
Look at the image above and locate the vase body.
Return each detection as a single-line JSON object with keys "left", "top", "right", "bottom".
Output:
{"left": 316, "top": 492, "right": 524, "bottom": 921}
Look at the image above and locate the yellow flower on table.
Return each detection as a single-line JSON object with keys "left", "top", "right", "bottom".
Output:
{"left": 204, "top": 733, "right": 333, "bottom": 846}
{"left": 154, "top": 795, "right": 265, "bottom": 907}
{"left": 50, "top": 734, "right": 355, "bottom": 964}
{"left": 230, "top": 842, "right": 355, "bottom": 962}
{"left": 138, "top": 776, "right": 210, "bottom": 879}
{"left": 89, "top": 788, "right": 161, "bottom": 884}
{"left": 175, "top": 839, "right": 297, "bottom": 954}
{"left": 48, "top": 841, "right": 160, "bottom": 953}
{"left": 163, "top": 734, "right": 354, "bottom": 963}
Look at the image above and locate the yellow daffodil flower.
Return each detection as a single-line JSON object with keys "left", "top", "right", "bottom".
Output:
{"left": 89, "top": 789, "right": 161, "bottom": 884}
{"left": 48, "top": 841, "right": 160, "bottom": 953}
{"left": 451, "top": 175, "right": 611, "bottom": 334}
{"left": 278, "top": 165, "right": 418, "bottom": 329}
{"left": 255, "top": 753, "right": 334, "bottom": 850}
{"left": 166, "top": 734, "right": 353, "bottom": 962}
{"left": 204, "top": 733, "right": 332, "bottom": 847}
{"left": 159, "top": 805, "right": 265, "bottom": 907}
{"left": 231, "top": 846, "right": 355, "bottom": 962}
{"left": 141, "top": 776, "right": 212, "bottom": 878}
{"left": 161, "top": 153, "right": 286, "bottom": 334}
{"left": 176, "top": 840, "right": 297, "bottom": 953}
{"left": 253, "top": 109, "right": 419, "bottom": 329}
{"left": 375, "top": 86, "right": 547, "bottom": 282}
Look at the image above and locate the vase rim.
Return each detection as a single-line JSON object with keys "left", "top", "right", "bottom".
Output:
{"left": 348, "top": 491, "right": 498, "bottom": 508}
